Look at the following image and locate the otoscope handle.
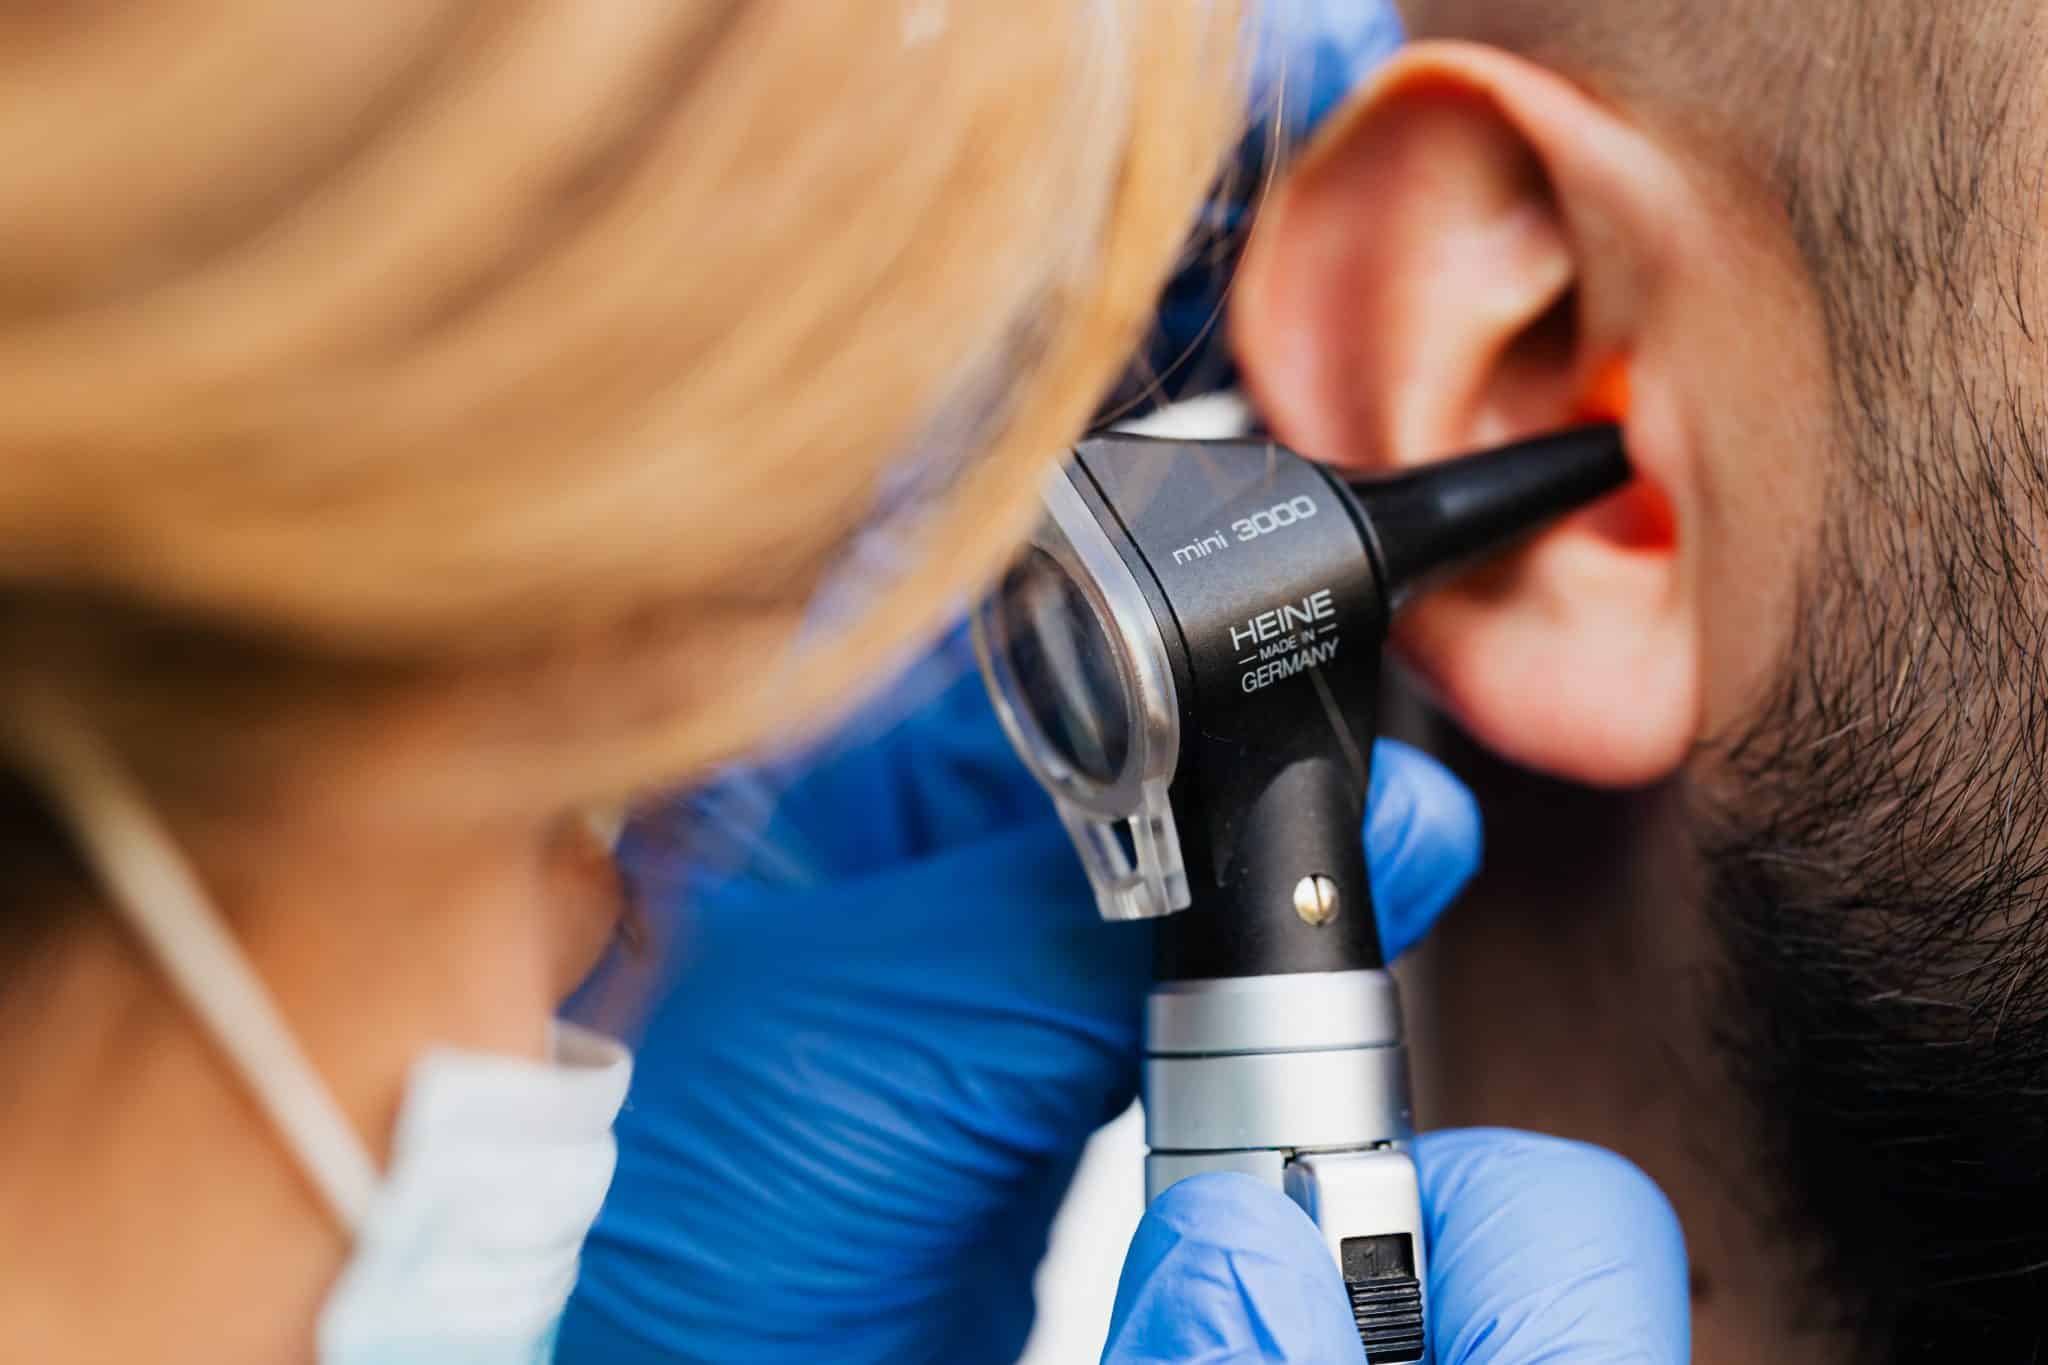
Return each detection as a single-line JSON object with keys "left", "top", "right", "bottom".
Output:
{"left": 1143, "top": 968, "right": 1430, "bottom": 1362}
{"left": 1288, "top": 1149, "right": 1432, "bottom": 1363}
{"left": 1140, "top": 1147, "right": 1432, "bottom": 1361}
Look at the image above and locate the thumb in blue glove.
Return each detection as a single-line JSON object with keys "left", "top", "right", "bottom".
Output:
{"left": 1102, "top": 1172, "right": 1367, "bottom": 1363}
{"left": 1418, "top": 1129, "right": 1690, "bottom": 1362}
{"left": 1101, "top": 1132, "right": 1691, "bottom": 1364}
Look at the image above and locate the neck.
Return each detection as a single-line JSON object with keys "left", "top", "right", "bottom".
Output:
{"left": 1392, "top": 691, "right": 1853, "bottom": 1364}
{"left": 0, "top": 799, "right": 619, "bottom": 1364}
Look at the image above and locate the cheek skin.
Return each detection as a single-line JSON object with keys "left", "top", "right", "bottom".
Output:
{"left": 1665, "top": 237, "right": 1832, "bottom": 740}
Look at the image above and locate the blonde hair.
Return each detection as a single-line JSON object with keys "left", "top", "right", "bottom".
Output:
{"left": 0, "top": 3, "right": 1242, "bottom": 819}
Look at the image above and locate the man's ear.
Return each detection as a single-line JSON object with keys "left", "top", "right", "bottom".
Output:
{"left": 1234, "top": 42, "right": 1702, "bottom": 788}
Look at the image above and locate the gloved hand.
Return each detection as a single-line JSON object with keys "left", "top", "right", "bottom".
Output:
{"left": 1134, "top": 0, "right": 1406, "bottom": 411}
{"left": 1249, "top": 0, "right": 1408, "bottom": 143}
{"left": 1098, "top": 754, "right": 1689, "bottom": 1365}
{"left": 555, "top": 641, "right": 1482, "bottom": 1365}
{"left": 1102, "top": 1135, "right": 1691, "bottom": 1363}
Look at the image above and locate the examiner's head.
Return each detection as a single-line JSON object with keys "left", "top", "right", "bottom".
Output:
{"left": 1231, "top": 3, "right": 2048, "bottom": 1358}
{"left": 0, "top": 6, "right": 1240, "bottom": 1356}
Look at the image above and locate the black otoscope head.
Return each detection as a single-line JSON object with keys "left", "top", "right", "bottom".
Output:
{"left": 1350, "top": 426, "right": 1633, "bottom": 604}
{"left": 975, "top": 423, "right": 1630, "bottom": 982}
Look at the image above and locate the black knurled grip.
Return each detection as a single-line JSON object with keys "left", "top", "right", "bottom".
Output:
{"left": 1348, "top": 1275, "right": 1425, "bottom": 1363}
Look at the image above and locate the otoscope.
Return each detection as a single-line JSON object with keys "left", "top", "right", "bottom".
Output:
{"left": 973, "top": 422, "right": 1629, "bottom": 1361}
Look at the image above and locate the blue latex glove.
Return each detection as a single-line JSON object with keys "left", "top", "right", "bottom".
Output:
{"left": 1136, "top": 0, "right": 1406, "bottom": 410}
{"left": 1248, "top": 0, "right": 1408, "bottom": 145}
{"left": 1102, "top": 1135, "right": 1691, "bottom": 1363}
{"left": 556, "top": 645, "right": 1481, "bottom": 1365}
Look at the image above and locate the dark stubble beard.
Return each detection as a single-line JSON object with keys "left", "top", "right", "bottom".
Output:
{"left": 1698, "top": 14, "right": 2048, "bottom": 1339}
{"left": 1693, "top": 268, "right": 2048, "bottom": 1365}
{"left": 1696, "top": 563, "right": 2048, "bottom": 1357}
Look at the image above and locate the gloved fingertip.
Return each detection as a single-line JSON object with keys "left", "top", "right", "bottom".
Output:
{"left": 1249, "top": 0, "right": 1408, "bottom": 141}
{"left": 1366, "top": 739, "right": 1482, "bottom": 961}
{"left": 1414, "top": 1129, "right": 1692, "bottom": 1364}
{"left": 1143, "top": 1172, "right": 1326, "bottom": 1247}
{"left": 1414, "top": 1129, "right": 1686, "bottom": 1259}
{"left": 1102, "top": 1175, "right": 1367, "bottom": 1365}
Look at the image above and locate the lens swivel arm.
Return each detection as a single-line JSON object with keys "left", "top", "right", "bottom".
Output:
{"left": 975, "top": 469, "right": 1192, "bottom": 924}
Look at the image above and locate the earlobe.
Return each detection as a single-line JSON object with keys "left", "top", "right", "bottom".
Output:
{"left": 1232, "top": 43, "right": 1702, "bottom": 788}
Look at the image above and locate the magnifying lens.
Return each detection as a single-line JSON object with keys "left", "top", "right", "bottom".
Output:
{"left": 976, "top": 423, "right": 1628, "bottom": 1362}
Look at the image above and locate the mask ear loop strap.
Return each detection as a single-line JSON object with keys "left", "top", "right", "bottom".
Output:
{"left": 11, "top": 696, "right": 379, "bottom": 1233}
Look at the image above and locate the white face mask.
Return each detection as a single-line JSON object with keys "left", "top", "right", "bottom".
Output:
{"left": 21, "top": 705, "right": 632, "bottom": 1364}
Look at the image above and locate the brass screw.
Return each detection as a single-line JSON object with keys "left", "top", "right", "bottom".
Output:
{"left": 1293, "top": 875, "right": 1340, "bottom": 927}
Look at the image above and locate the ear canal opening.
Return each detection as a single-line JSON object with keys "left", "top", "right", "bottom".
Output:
{"left": 1511, "top": 286, "right": 1580, "bottom": 376}
{"left": 1484, "top": 286, "right": 1583, "bottom": 436}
